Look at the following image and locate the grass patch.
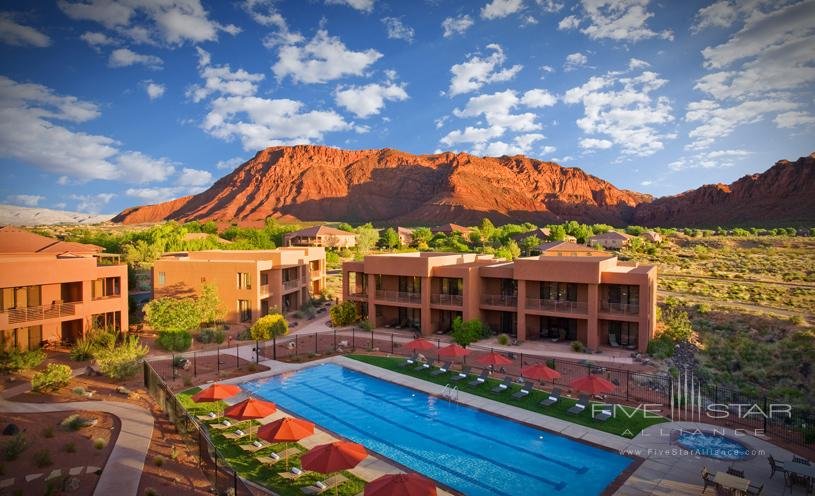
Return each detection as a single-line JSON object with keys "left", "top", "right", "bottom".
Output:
{"left": 176, "top": 389, "right": 365, "bottom": 496}
{"left": 348, "top": 354, "right": 666, "bottom": 438}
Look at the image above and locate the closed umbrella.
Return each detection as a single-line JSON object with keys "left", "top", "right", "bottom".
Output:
{"left": 301, "top": 441, "right": 368, "bottom": 496}
{"left": 521, "top": 363, "right": 561, "bottom": 382}
{"left": 570, "top": 375, "right": 615, "bottom": 395}
{"left": 257, "top": 417, "right": 315, "bottom": 469}
{"left": 365, "top": 473, "right": 437, "bottom": 496}
{"left": 224, "top": 397, "right": 276, "bottom": 440}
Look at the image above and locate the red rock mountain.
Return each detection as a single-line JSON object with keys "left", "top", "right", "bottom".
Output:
{"left": 113, "top": 146, "right": 650, "bottom": 226}
{"left": 112, "top": 146, "right": 815, "bottom": 227}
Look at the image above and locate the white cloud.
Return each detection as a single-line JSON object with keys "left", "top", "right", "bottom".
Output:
{"left": 58, "top": 0, "right": 239, "bottom": 46}
{"left": 481, "top": 0, "right": 524, "bottom": 20}
{"left": 0, "top": 13, "right": 51, "bottom": 47}
{"left": 669, "top": 149, "right": 753, "bottom": 171}
{"left": 521, "top": 88, "right": 557, "bottom": 107}
{"left": 335, "top": 81, "right": 408, "bottom": 118}
{"left": 144, "top": 80, "right": 166, "bottom": 99}
{"left": 537, "top": 0, "right": 564, "bottom": 13}
{"left": 6, "top": 194, "right": 44, "bottom": 207}
{"left": 70, "top": 193, "right": 115, "bottom": 213}
{"left": 216, "top": 157, "right": 245, "bottom": 170}
{"left": 125, "top": 187, "right": 187, "bottom": 202}
{"left": 272, "top": 28, "right": 383, "bottom": 84}
{"left": 243, "top": 0, "right": 304, "bottom": 46}
{"left": 453, "top": 90, "right": 540, "bottom": 132}
{"left": 80, "top": 31, "right": 116, "bottom": 50}
{"left": 440, "top": 125, "right": 505, "bottom": 147}
{"left": 187, "top": 47, "right": 265, "bottom": 102}
{"left": 564, "top": 52, "right": 588, "bottom": 71}
{"left": 442, "top": 15, "right": 474, "bottom": 37}
{"left": 691, "top": 0, "right": 779, "bottom": 34}
{"left": 628, "top": 57, "right": 650, "bottom": 70}
{"left": 540, "top": 145, "right": 556, "bottom": 154}
{"left": 568, "top": 0, "right": 673, "bottom": 42}
{"left": 640, "top": 180, "right": 652, "bottom": 186}
{"left": 448, "top": 44, "right": 523, "bottom": 96}
{"left": 579, "top": 137, "right": 613, "bottom": 149}
{"left": 324, "top": 0, "right": 375, "bottom": 13}
{"left": 177, "top": 167, "right": 213, "bottom": 186}
{"left": 564, "top": 68, "right": 675, "bottom": 156}
{"left": 685, "top": 98, "right": 797, "bottom": 150}
{"left": 109, "top": 48, "right": 163, "bottom": 69}
{"left": 521, "top": 15, "right": 539, "bottom": 25}
{"left": 115, "top": 151, "right": 176, "bottom": 183}
{"left": 382, "top": 17, "right": 414, "bottom": 42}
{"left": 774, "top": 111, "right": 815, "bottom": 128}
{"left": 558, "top": 15, "right": 580, "bottom": 30}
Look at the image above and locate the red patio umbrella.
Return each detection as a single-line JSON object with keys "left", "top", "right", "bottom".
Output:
{"left": 365, "top": 473, "right": 437, "bottom": 496}
{"left": 570, "top": 375, "right": 616, "bottom": 395}
{"left": 476, "top": 351, "right": 513, "bottom": 367}
{"left": 401, "top": 338, "right": 436, "bottom": 352}
{"left": 302, "top": 441, "right": 368, "bottom": 495}
{"left": 224, "top": 397, "right": 276, "bottom": 440}
{"left": 257, "top": 417, "right": 315, "bottom": 469}
{"left": 521, "top": 363, "right": 561, "bottom": 382}
{"left": 437, "top": 343, "right": 470, "bottom": 359}
{"left": 192, "top": 384, "right": 241, "bottom": 417}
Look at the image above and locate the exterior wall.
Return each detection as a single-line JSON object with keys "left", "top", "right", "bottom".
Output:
{"left": 0, "top": 255, "right": 128, "bottom": 348}
{"left": 284, "top": 233, "right": 357, "bottom": 248}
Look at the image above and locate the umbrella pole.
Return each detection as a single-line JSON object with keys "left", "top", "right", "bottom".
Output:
{"left": 285, "top": 442, "right": 289, "bottom": 470}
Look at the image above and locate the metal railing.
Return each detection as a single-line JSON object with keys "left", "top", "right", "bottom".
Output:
{"left": 480, "top": 294, "right": 517, "bottom": 307}
{"left": 430, "top": 294, "right": 463, "bottom": 306}
{"left": 375, "top": 290, "right": 422, "bottom": 304}
{"left": 4, "top": 302, "right": 77, "bottom": 324}
{"left": 525, "top": 298, "right": 588, "bottom": 314}
{"left": 283, "top": 279, "right": 299, "bottom": 290}
{"left": 600, "top": 301, "right": 640, "bottom": 315}
{"left": 347, "top": 291, "right": 367, "bottom": 299}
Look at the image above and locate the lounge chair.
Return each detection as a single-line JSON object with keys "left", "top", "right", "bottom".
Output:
{"left": 450, "top": 366, "right": 471, "bottom": 382}
{"left": 256, "top": 447, "right": 301, "bottom": 465}
{"left": 608, "top": 334, "right": 620, "bottom": 347}
{"left": 490, "top": 376, "right": 513, "bottom": 394}
{"left": 401, "top": 352, "right": 418, "bottom": 368}
{"left": 223, "top": 429, "right": 247, "bottom": 440}
{"left": 467, "top": 370, "right": 489, "bottom": 387}
{"left": 746, "top": 482, "right": 764, "bottom": 495}
{"left": 301, "top": 474, "right": 348, "bottom": 495}
{"left": 196, "top": 411, "right": 221, "bottom": 422}
{"left": 210, "top": 419, "right": 233, "bottom": 430}
{"left": 539, "top": 388, "right": 562, "bottom": 407}
{"left": 726, "top": 467, "right": 745, "bottom": 478}
{"left": 768, "top": 454, "right": 785, "bottom": 478}
{"left": 511, "top": 381, "right": 534, "bottom": 400}
{"left": 431, "top": 361, "right": 452, "bottom": 376}
{"left": 593, "top": 404, "right": 613, "bottom": 422}
{"left": 414, "top": 361, "right": 431, "bottom": 372}
{"left": 240, "top": 439, "right": 270, "bottom": 452}
{"left": 792, "top": 456, "right": 811, "bottom": 465}
{"left": 278, "top": 467, "right": 306, "bottom": 480}
{"left": 567, "top": 395, "right": 590, "bottom": 415}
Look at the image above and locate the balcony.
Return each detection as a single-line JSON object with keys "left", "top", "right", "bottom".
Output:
{"left": 311, "top": 270, "right": 322, "bottom": 279}
{"left": 259, "top": 284, "right": 271, "bottom": 296}
{"left": 375, "top": 290, "right": 421, "bottom": 304}
{"left": 601, "top": 301, "right": 640, "bottom": 315}
{"left": 430, "top": 294, "right": 463, "bottom": 306}
{"left": 348, "top": 291, "right": 367, "bottom": 300}
{"left": 526, "top": 298, "right": 588, "bottom": 314}
{"left": 481, "top": 294, "right": 517, "bottom": 307}
{"left": 3, "top": 302, "right": 77, "bottom": 325}
{"left": 283, "top": 279, "right": 300, "bottom": 290}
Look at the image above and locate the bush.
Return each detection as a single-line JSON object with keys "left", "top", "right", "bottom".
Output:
{"left": 1, "top": 434, "right": 27, "bottom": 461}
{"left": 0, "top": 348, "right": 45, "bottom": 374}
{"left": 157, "top": 331, "right": 192, "bottom": 352}
{"left": 496, "top": 333, "right": 510, "bottom": 346}
{"left": 329, "top": 301, "right": 358, "bottom": 327}
{"left": 250, "top": 314, "right": 288, "bottom": 340}
{"left": 69, "top": 338, "right": 95, "bottom": 361}
{"left": 60, "top": 414, "right": 90, "bottom": 431}
{"left": 31, "top": 364, "right": 72, "bottom": 392}
{"left": 647, "top": 335, "right": 676, "bottom": 359}
{"left": 33, "top": 449, "right": 52, "bottom": 468}
{"left": 570, "top": 340, "right": 585, "bottom": 352}
{"left": 197, "top": 327, "right": 226, "bottom": 344}
{"left": 451, "top": 317, "right": 488, "bottom": 347}
{"left": 41, "top": 427, "right": 54, "bottom": 438}
{"left": 358, "top": 319, "right": 373, "bottom": 332}
{"left": 63, "top": 441, "right": 76, "bottom": 453}
{"left": 93, "top": 438, "right": 106, "bottom": 450}
{"left": 94, "top": 335, "right": 149, "bottom": 380}
{"left": 153, "top": 455, "right": 165, "bottom": 467}
{"left": 235, "top": 328, "right": 252, "bottom": 340}
{"left": 72, "top": 386, "right": 86, "bottom": 396}
{"left": 145, "top": 488, "right": 160, "bottom": 496}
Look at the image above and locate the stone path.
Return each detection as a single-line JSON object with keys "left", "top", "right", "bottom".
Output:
{"left": 0, "top": 465, "right": 102, "bottom": 489}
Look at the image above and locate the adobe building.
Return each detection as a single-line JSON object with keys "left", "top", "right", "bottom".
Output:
{"left": 342, "top": 244, "right": 656, "bottom": 352}
{"left": 0, "top": 226, "right": 128, "bottom": 349}
{"left": 283, "top": 225, "right": 357, "bottom": 248}
{"left": 588, "top": 231, "right": 633, "bottom": 249}
{"left": 153, "top": 247, "right": 326, "bottom": 323}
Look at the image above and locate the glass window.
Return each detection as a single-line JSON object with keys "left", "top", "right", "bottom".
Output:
{"left": 237, "top": 272, "right": 251, "bottom": 289}
{"left": 158, "top": 272, "right": 166, "bottom": 286}
{"left": 260, "top": 272, "right": 268, "bottom": 285}
{"left": 238, "top": 300, "right": 251, "bottom": 322}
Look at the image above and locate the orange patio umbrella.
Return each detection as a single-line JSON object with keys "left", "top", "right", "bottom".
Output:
{"left": 257, "top": 417, "right": 315, "bottom": 468}
{"left": 224, "top": 397, "right": 276, "bottom": 440}
{"left": 302, "top": 441, "right": 368, "bottom": 495}
{"left": 437, "top": 343, "right": 470, "bottom": 360}
{"left": 521, "top": 363, "right": 561, "bottom": 382}
{"left": 365, "top": 473, "right": 437, "bottom": 496}
{"left": 476, "top": 351, "right": 513, "bottom": 367}
{"left": 192, "top": 383, "right": 242, "bottom": 417}
{"left": 570, "top": 374, "right": 616, "bottom": 395}
{"left": 401, "top": 338, "right": 436, "bottom": 352}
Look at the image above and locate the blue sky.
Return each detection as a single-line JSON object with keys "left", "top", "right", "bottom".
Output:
{"left": 1, "top": 0, "right": 813, "bottom": 215}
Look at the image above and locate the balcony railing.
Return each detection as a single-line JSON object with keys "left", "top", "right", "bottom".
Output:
{"left": 480, "top": 294, "right": 517, "bottom": 307}
{"left": 600, "top": 301, "right": 640, "bottom": 315}
{"left": 526, "top": 298, "right": 588, "bottom": 314}
{"left": 348, "top": 291, "right": 367, "bottom": 300}
{"left": 311, "top": 270, "right": 322, "bottom": 279}
{"left": 375, "top": 290, "right": 421, "bottom": 304}
{"left": 283, "top": 279, "right": 299, "bottom": 290}
{"left": 430, "top": 294, "right": 463, "bottom": 306}
{"left": 3, "top": 302, "right": 77, "bottom": 325}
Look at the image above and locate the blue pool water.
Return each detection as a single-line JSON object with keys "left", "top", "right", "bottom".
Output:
{"left": 243, "top": 363, "right": 633, "bottom": 495}
{"left": 675, "top": 432, "right": 751, "bottom": 461}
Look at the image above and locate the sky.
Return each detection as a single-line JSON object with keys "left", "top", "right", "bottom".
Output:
{"left": 0, "top": 0, "right": 813, "bottom": 215}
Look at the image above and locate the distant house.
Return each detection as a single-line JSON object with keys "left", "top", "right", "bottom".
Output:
{"left": 283, "top": 225, "right": 357, "bottom": 248}
{"left": 510, "top": 227, "right": 552, "bottom": 243}
{"left": 536, "top": 241, "right": 597, "bottom": 254}
{"left": 563, "top": 235, "right": 577, "bottom": 243}
{"left": 396, "top": 227, "right": 414, "bottom": 246}
{"left": 431, "top": 223, "right": 471, "bottom": 237}
{"left": 588, "top": 231, "right": 632, "bottom": 249}
{"left": 641, "top": 231, "right": 662, "bottom": 243}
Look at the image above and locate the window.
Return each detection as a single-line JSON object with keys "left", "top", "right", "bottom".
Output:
{"left": 92, "top": 312, "right": 121, "bottom": 331}
{"left": 541, "top": 282, "right": 577, "bottom": 301}
{"left": 93, "top": 277, "right": 121, "bottom": 300}
{"left": 608, "top": 321, "right": 638, "bottom": 346}
{"left": 607, "top": 285, "right": 639, "bottom": 305}
{"left": 238, "top": 300, "right": 251, "bottom": 322}
{"left": 0, "top": 287, "right": 16, "bottom": 311}
{"left": 237, "top": 272, "right": 251, "bottom": 289}
{"left": 260, "top": 272, "right": 269, "bottom": 285}
{"left": 440, "top": 278, "right": 463, "bottom": 295}
{"left": 398, "top": 276, "right": 420, "bottom": 294}
{"left": 158, "top": 272, "right": 166, "bottom": 286}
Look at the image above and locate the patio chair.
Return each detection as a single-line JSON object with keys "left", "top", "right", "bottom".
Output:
{"left": 256, "top": 447, "right": 301, "bottom": 465}
{"left": 301, "top": 474, "right": 348, "bottom": 495}
{"left": 467, "top": 369, "right": 489, "bottom": 387}
{"left": 401, "top": 352, "right": 418, "bottom": 368}
{"left": 768, "top": 454, "right": 785, "bottom": 478}
{"left": 450, "top": 366, "right": 471, "bottom": 382}
{"left": 726, "top": 467, "right": 744, "bottom": 478}
{"left": 567, "top": 395, "right": 590, "bottom": 415}
{"left": 240, "top": 439, "right": 270, "bottom": 452}
{"left": 593, "top": 404, "right": 613, "bottom": 422}
{"left": 430, "top": 361, "right": 452, "bottom": 377}
{"left": 746, "top": 482, "right": 764, "bottom": 495}
{"left": 196, "top": 411, "right": 221, "bottom": 422}
{"left": 539, "top": 388, "right": 562, "bottom": 407}
{"left": 490, "top": 376, "right": 513, "bottom": 394}
{"left": 414, "top": 361, "right": 431, "bottom": 372}
{"left": 210, "top": 419, "right": 233, "bottom": 430}
{"left": 511, "top": 381, "right": 534, "bottom": 400}
{"left": 700, "top": 466, "right": 714, "bottom": 493}
{"left": 278, "top": 466, "right": 306, "bottom": 480}
{"left": 608, "top": 334, "right": 620, "bottom": 347}
{"left": 223, "top": 429, "right": 247, "bottom": 440}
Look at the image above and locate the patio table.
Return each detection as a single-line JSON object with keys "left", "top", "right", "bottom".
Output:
{"left": 786, "top": 460, "right": 815, "bottom": 488}
{"left": 714, "top": 471, "right": 750, "bottom": 493}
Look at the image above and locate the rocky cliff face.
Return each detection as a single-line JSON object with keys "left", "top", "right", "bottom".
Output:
{"left": 112, "top": 145, "right": 650, "bottom": 226}
{"left": 631, "top": 153, "right": 815, "bottom": 227}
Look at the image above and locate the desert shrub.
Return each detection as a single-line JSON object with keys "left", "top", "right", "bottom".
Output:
{"left": 41, "top": 427, "right": 54, "bottom": 438}
{"left": 250, "top": 314, "right": 289, "bottom": 340}
{"left": 1, "top": 433, "right": 28, "bottom": 461}
{"left": 93, "top": 438, "right": 106, "bottom": 450}
{"left": 63, "top": 441, "right": 76, "bottom": 453}
{"left": 60, "top": 414, "right": 87, "bottom": 431}
{"left": 451, "top": 317, "right": 489, "bottom": 347}
{"left": 69, "top": 338, "right": 95, "bottom": 361}
{"left": 647, "top": 335, "right": 676, "bottom": 359}
{"left": 235, "top": 327, "right": 252, "bottom": 340}
{"left": 0, "top": 348, "right": 45, "bottom": 374}
{"left": 72, "top": 386, "right": 86, "bottom": 396}
{"left": 157, "top": 331, "right": 192, "bottom": 352}
{"left": 197, "top": 327, "right": 226, "bottom": 344}
{"left": 94, "top": 335, "right": 149, "bottom": 380}
{"left": 33, "top": 449, "right": 52, "bottom": 467}
{"left": 153, "top": 455, "right": 165, "bottom": 467}
{"left": 31, "top": 363, "right": 72, "bottom": 392}
{"left": 570, "top": 340, "right": 585, "bottom": 352}
{"left": 144, "top": 488, "right": 160, "bottom": 496}
{"left": 358, "top": 319, "right": 373, "bottom": 332}
{"left": 497, "top": 333, "right": 510, "bottom": 346}
{"left": 329, "top": 301, "right": 358, "bottom": 327}
{"left": 789, "top": 315, "right": 805, "bottom": 326}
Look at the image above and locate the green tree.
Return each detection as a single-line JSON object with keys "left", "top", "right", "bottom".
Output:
{"left": 196, "top": 283, "right": 223, "bottom": 325}
{"left": 519, "top": 235, "right": 541, "bottom": 256}
{"left": 355, "top": 223, "right": 379, "bottom": 255}
{"left": 659, "top": 301, "right": 694, "bottom": 343}
{"left": 94, "top": 335, "right": 149, "bottom": 380}
{"left": 479, "top": 218, "right": 495, "bottom": 242}
{"left": 547, "top": 224, "right": 566, "bottom": 241}
{"left": 122, "top": 239, "right": 162, "bottom": 266}
{"left": 495, "top": 240, "right": 521, "bottom": 260}
{"left": 329, "top": 301, "right": 359, "bottom": 327}
{"left": 250, "top": 314, "right": 289, "bottom": 340}
{"left": 379, "top": 228, "right": 400, "bottom": 249}
{"left": 451, "top": 317, "right": 487, "bottom": 347}
{"left": 144, "top": 297, "right": 201, "bottom": 334}
{"left": 411, "top": 227, "right": 432, "bottom": 248}
{"left": 337, "top": 223, "right": 354, "bottom": 232}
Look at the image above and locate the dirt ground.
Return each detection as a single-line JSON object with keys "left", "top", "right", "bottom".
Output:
{"left": 0, "top": 411, "right": 118, "bottom": 496}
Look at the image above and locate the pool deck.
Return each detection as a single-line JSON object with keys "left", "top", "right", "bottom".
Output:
{"left": 220, "top": 355, "right": 805, "bottom": 496}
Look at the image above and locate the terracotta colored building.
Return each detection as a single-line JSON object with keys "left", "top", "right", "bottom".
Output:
{"left": 588, "top": 231, "right": 633, "bottom": 249}
{"left": 0, "top": 227, "right": 128, "bottom": 350}
{"left": 283, "top": 225, "right": 357, "bottom": 248}
{"left": 153, "top": 248, "right": 326, "bottom": 323}
{"left": 342, "top": 244, "right": 657, "bottom": 351}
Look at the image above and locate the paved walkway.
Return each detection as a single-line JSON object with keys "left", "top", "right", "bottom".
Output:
{"left": 0, "top": 375, "right": 154, "bottom": 496}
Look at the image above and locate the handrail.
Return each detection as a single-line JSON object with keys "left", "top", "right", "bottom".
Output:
{"left": 600, "top": 301, "right": 640, "bottom": 314}
{"left": 525, "top": 298, "right": 588, "bottom": 314}
{"left": 430, "top": 294, "right": 463, "bottom": 306}
{"left": 375, "top": 290, "right": 422, "bottom": 304}
{"left": 480, "top": 294, "right": 517, "bottom": 307}
{"left": 4, "top": 302, "right": 77, "bottom": 324}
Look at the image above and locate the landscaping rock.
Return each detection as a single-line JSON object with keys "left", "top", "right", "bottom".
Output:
{"left": 62, "top": 476, "right": 81, "bottom": 492}
{"left": 2, "top": 423, "right": 19, "bottom": 435}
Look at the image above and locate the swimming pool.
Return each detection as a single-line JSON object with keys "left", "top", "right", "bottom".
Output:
{"left": 675, "top": 431, "right": 752, "bottom": 461}
{"left": 243, "top": 363, "right": 633, "bottom": 495}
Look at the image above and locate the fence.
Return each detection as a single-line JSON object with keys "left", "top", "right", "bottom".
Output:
{"left": 143, "top": 360, "right": 260, "bottom": 496}
{"left": 148, "top": 344, "right": 257, "bottom": 385}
